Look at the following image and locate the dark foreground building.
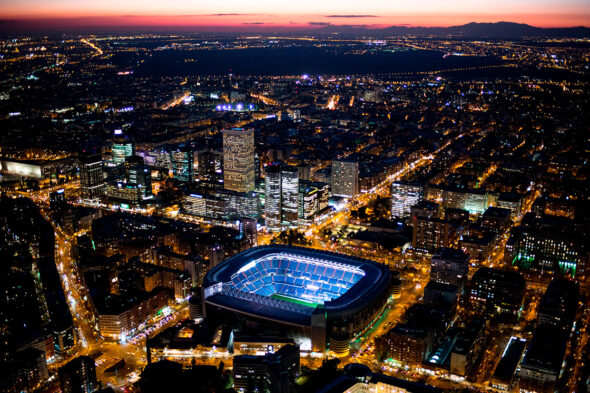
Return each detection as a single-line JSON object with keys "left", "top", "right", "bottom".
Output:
{"left": 58, "top": 356, "right": 99, "bottom": 393}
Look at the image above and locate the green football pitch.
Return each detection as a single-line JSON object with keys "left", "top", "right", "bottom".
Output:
{"left": 270, "top": 293, "right": 320, "bottom": 308}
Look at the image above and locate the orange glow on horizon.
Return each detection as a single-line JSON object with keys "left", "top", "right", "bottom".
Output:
{"left": 1, "top": 1, "right": 589, "bottom": 30}
{"left": 1, "top": 14, "right": 589, "bottom": 29}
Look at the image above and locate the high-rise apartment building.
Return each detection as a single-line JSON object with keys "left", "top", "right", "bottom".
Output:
{"left": 331, "top": 159, "right": 359, "bottom": 197}
{"left": 410, "top": 201, "right": 453, "bottom": 252}
{"left": 223, "top": 128, "right": 255, "bottom": 192}
{"left": 412, "top": 218, "right": 452, "bottom": 253}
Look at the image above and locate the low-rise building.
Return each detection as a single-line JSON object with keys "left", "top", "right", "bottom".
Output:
{"left": 469, "top": 268, "right": 525, "bottom": 316}
{"left": 490, "top": 336, "right": 527, "bottom": 390}
{"left": 233, "top": 337, "right": 296, "bottom": 356}
{"left": 519, "top": 325, "right": 569, "bottom": 393}
{"left": 449, "top": 319, "right": 486, "bottom": 377}
{"left": 233, "top": 344, "right": 300, "bottom": 393}
{"left": 97, "top": 288, "right": 169, "bottom": 341}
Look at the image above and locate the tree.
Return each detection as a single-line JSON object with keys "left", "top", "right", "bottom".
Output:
{"left": 276, "top": 229, "right": 310, "bottom": 246}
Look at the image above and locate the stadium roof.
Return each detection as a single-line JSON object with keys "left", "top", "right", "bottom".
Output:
{"left": 204, "top": 245, "right": 392, "bottom": 325}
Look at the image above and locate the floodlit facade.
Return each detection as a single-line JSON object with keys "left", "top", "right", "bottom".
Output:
{"left": 203, "top": 245, "right": 394, "bottom": 355}
{"left": 223, "top": 128, "right": 255, "bottom": 192}
{"left": 97, "top": 288, "right": 169, "bottom": 341}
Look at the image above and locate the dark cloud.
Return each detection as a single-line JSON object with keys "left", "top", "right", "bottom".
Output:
{"left": 308, "top": 22, "right": 331, "bottom": 26}
{"left": 242, "top": 22, "right": 266, "bottom": 25}
{"left": 324, "top": 15, "right": 378, "bottom": 18}
{"left": 343, "top": 24, "right": 374, "bottom": 28}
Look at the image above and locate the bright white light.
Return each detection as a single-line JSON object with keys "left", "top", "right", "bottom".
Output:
{"left": 298, "top": 338, "right": 312, "bottom": 351}
{"left": 236, "top": 260, "right": 258, "bottom": 274}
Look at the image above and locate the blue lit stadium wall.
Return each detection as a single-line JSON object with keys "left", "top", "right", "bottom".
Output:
{"left": 203, "top": 245, "right": 395, "bottom": 355}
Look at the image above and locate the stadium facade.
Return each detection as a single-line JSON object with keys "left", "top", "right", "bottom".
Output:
{"left": 203, "top": 245, "right": 396, "bottom": 355}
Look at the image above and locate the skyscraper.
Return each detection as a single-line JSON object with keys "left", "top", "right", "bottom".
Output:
{"left": 331, "top": 159, "right": 359, "bottom": 197}
{"left": 281, "top": 165, "right": 299, "bottom": 228}
{"left": 125, "top": 155, "right": 152, "bottom": 199}
{"left": 223, "top": 128, "right": 255, "bottom": 192}
{"left": 264, "top": 163, "right": 282, "bottom": 232}
{"left": 171, "top": 145, "right": 193, "bottom": 183}
{"left": 80, "top": 153, "right": 105, "bottom": 200}
{"left": 264, "top": 163, "right": 299, "bottom": 232}
{"left": 111, "top": 129, "right": 135, "bottom": 165}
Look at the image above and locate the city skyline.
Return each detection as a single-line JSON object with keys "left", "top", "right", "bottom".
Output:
{"left": 1, "top": 1, "right": 589, "bottom": 391}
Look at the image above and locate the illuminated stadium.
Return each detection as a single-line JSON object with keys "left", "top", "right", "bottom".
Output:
{"left": 203, "top": 245, "right": 396, "bottom": 355}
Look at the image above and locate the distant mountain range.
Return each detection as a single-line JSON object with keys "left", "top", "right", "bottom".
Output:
{"left": 312, "top": 22, "right": 590, "bottom": 39}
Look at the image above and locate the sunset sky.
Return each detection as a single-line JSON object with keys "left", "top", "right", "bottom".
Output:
{"left": 1, "top": 0, "right": 589, "bottom": 29}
